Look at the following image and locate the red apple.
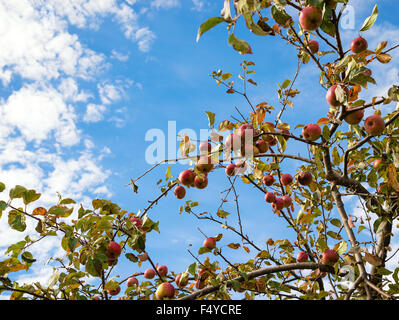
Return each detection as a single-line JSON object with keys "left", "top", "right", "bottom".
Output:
{"left": 107, "top": 241, "right": 122, "bottom": 260}
{"left": 351, "top": 37, "right": 368, "bottom": 54}
{"left": 155, "top": 282, "right": 175, "bottom": 300}
{"left": 199, "top": 141, "right": 212, "bottom": 154}
{"left": 278, "top": 129, "right": 291, "bottom": 141}
{"left": 299, "top": 6, "right": 323, "bottom": 31}
{"left": 344, "top": 107, "right": 365, "bottom": 125}
{"left": 178, "top": 169, "right": 195, "bottom": 187}
{"left": 237, "top": 124, "right": 255, "bottom": 141}
{"left": 195, "top": 280, "right": 205, "bottom": 290}
{"left": 144, "top": 268, "right": 156, "bottom": 279}
{"left": 126, "top": 277, "right": 139, "bottom": 287}
{"left": 297, "top": 171, "right": 313, "bottom": 186}
{"left": 107, "top": 286, "right": 121, "bottom": 296}
{"left": 93, "top": 296, "right": 101, "bottom": 300}
{"left": 263, "top": 174, "right": 275, "bottom": 186}
{"left": 225, "top": 163, "right": 237, "bottom": 176}
{"left": 203, "top": 237, "right": 216, "bottom": 250}
{"left": 272, "top": 198, "right": 285, "bottom": 211}
{"left": 256, "top": 140, "right": 269, "bottom": 153}
{"left": 267, "top": 137, "right": 278, "bottom": 147}
{"left": 130, "top": 217, "right": 143, "bottom": 229}
{"left": 225, "top": 133, "right": 242, "bottom": 151}
{"left": 175, "top": 273, "right": 189, "bottom": 288}
{"left": 265, "top": 192, "right": 276, "bottom": 203}
{"left": 307, "top": 40, "right": 319, "bottom": 54}
{"left": 157, "top": 265, "right": 168, "bottom": 277}
{"left": 321, "top": 249, "right": 339, "bottom": 265}
{"left": 194, "top": 175, "right": 208, "bottom": 189}
{"left": 326, "top": 84, "right": 349, "bottom": 107}
{"left": 280, "top": 173, "right": 293, "bottom": 186}
{"left": 196, "top": 156, "right": 214, "bottom": 173}
{"left": 364, "top": 115, "right": 385, "bottom": 136}
{"left": 373, "top": 159, "right": 382, "bottom": 168}
{"left": 302, "top": 123, "right": 321, "bottom": 141}
{"left": 297, "top": 251, "right": 308, "bottom": 263}
{"left": 282, "top": 195, "right": 293, "bottom": 208}
{"left": 174, "top": 186, "right": 186, "bottom": 199}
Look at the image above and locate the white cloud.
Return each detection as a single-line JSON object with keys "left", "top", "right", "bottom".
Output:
{"left": 191, "top": 0, "right": 204, "bottom": 11}
{"left": 151, "top": 0, "right": 180, "bottom": 10}
{"left": 84, "top": 103, "right": 106, "bottom": 122}
{"left": 110, "top": 50, "right": 130, "bottom": 62}
{"left": 135, "top": 27, "right": 156, "bottom": 53}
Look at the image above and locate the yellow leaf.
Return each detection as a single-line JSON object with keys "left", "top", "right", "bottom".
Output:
{"left": 242, "top": 246, "right": 250, "bottom": 253}
{"left": 376, "top": 53, "right": 392, "bottom": 64}
{"left": 32, "top": 207, "right": 47, "bottom": 216}
{"left": 387, "top": 164, "right": 399, "bottom": 192}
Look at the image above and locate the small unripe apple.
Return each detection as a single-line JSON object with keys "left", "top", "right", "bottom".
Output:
{"left": 107, "top": 241, "right": 122, "bottom": 260}
{"left": 194, "top": 175, "right": 208, "bottom": 189}
{"left": 351, "top": 37, "right": 368, "bottom": 54}
{"left": 155, "top": 282, "right": 175, "bottom": 300}
{"left": 157, "top": 265, "right": 168, "bottom": 277}
{"left": 282, "top": 195, "right": 292, "bottom": 208}
{"left": 265, "top": 192, "right": 276, "bottom": 203}
{"left": 307, "top": 40, "right": 319, "bottom": 54}
{"left": 144, "top": 268, "right": 156, "bottom": 279}
{"left": 302, "top": 123, "right": 321, "bottom": 141}
{"left": 321, "top": 249, "right": 339, "bottom": 265}
{"left": 280, "top": 173, "right": 293, "bottom": 186}
{"left": 130, "top": 217, "right": 143, "bottom": 229}
{"left": 256, "top": 140, "right": 269, "bottom": 153}
{"left": 297, "top": 171, "right": 313, "bottom": 186}
{"left": 263, "top": 174, "right": 275, "bottom": 186}
{"left": 225, "top": 133, "right": 242, "bottom": 151}
{"left": 174, "top": 186, "right": 186, "bottom": 199}
{"left": 126, "top": 277, "right": 139, "bottom": 287}
{"left": 296, "top": 251, "right": 308, "bottom": 262}
{"left": 299, "top": 6, "right": 323, "bottom": 31}
{"left": 272, "top": 197, "right": 285, "bottom": 211}
{"left": 225, "top": 163, "right": 237, "bottom": 176}
{"left": 107, "top": 286, "right": 121, "bottom": 296}
{"left": 344, "top": 107, "right": 365, "bottom": 125}
{"left": 326, "top": 84, "right": 349, "bottom": 107}
{"left": 364, "top": 115, "right": 385, "bottom": 136}
{"left": 203, "top": 237, "right": 216, "bottom": 250}
{"left": 175, "top": 273, "right": 189, "bottom": 288}
{"left": 199, "top": 141, "right": 212, "bottom": 154}
{"left": 178, "top": 170, "right": 195, "bottom": 187}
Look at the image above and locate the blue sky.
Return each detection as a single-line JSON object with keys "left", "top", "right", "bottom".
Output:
{"left": 0, "top": 0, "right": 399, "bottom": 298}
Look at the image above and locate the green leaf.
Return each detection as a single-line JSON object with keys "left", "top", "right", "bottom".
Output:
{"left": 360, "top": 5, "right": 378, "bottom": 32}
{"left": 205, "top": 111, "right": 215, "bottom": 128}
{"left": 0, "top": 182, "right": 5, "bottom": 193}
{"left": 59, "top": 198, "right": 76, "bottom": 205}
{"left": 21, "top": 252, "right": 36, "bottom": 264}
{"left": 125, "top": 253, "right": 138, "bottom": 263}
{"left": 8, "top": 210, "right": 27, "bottom": 232}
{"left": 165, "top": 166, "right": 172, "bottom": 181}
{"left": 228, "top": 34, "right": 253, "bottom": 55}
{"left": 9, "top": 185, "right": 27, "bottom": 200}
{"left": 377, "top": 268, "right": 392, "bottom": 276}
{"left": 196, "top": 17, "right": 225, "bottom": 42}
{"left": 23, "top": 189, "right": 41, "bottom": 205}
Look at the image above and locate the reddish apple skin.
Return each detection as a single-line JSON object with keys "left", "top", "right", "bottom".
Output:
{"left": 196, "top": 156, "right": 214, "bottom": 173}
{"left": 155, "top": 282, "right": 175, "bottom": 300}
{"left": 256, "top": 140, "right": 269, "bottom": 153}
{"left": 175, "top": 274, "right": 189, "bottom": 288}
{"left": 307, "top": 40, "right": 319, "bottom": 54}
{"left": 263, "top": 174, "right": 275, "bottom": 186}
{"left": 272, "top": 198, "right": 285, "bottom": 211}
{"left": 326, "top": 84, "right": 349, "bottom": 107}
{"left": 199, "top": 141, "right": 212, "bottom": 154}
{"left": 267, "top": 137, "right": 277, "bottom": 147}
{"left": 344, "top": 107, "right": 365, "bottom": 125}
{"left": 299, "top": 6, "right": 323, "bottom": 31}
{"left": 93, "top": 296, "right": 101, "bottom": 300}
{"left": 178, "top": 170, "right": 195, "bottom": 187}
{"left": 174, "top": 186, "right": 186, "bottom": 199}
{"left": 195, "top": 280, "right": 205, "bottom": 290}
{"left": 157, "top": 265, "right": 168, "bottom": 277}
{"left": 297, "top": 251, "right": 308, "bottom": 263}
{"left": 373, "top": 159, "right": 382, "bottom": 168}
{"left": 278, "top": 129, "right": 291, "bottom": 141}
{"left": 107, "top": 286, "right": 121, "bottom": 296}
{"left": 298, "top": 172, "right": 313, "bottom": 186}
{"left": 282, "top": 195, "right": 293, "bottom": 208}
{"left": 130, "top": 217, "right": 143, "bottom": 229}
{"left": 321, "top": 249, "right": 339, "bottom": 265}
{"left": 203, "top": 237, "right": 216, "bottom": 249}
{"left": 225, "top": 163, "right": 237, "bottom": 177}
{"left": 280, "top": 173, "right": 293, "bottom": 186}
{"left": 364, "top": 115, "right": 385, "bottom": 136}
{"left": 265, "top": 192, "right": 276, "bottom": 203}
{"left": 351, "top": 37, "right": 368, "bottom": 54}
{"left": 194, "top": 175, "right": 208, "bottom": 189}
{"left": 225, "top": 133, "right": 242, "bottom": 151}
{"left": 126, "top": 277, "right": 139, "bottom": 287}
{"left": 302, "top": 123, "right": 321, "bottom": 141}
{"left": 144, "top": 269, "right": 156, "bottom": 279}
{"left": 237, "top": 124, "right": 255, "bottom": 141}
{"left": 107, "top": 241, "right": 122, "bottom": 260}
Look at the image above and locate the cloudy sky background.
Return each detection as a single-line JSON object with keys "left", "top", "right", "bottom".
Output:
{"left": 0, "top": 0, "right": 398, "bottom": 299}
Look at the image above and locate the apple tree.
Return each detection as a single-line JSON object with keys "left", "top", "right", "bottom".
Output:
{"left": 1, "top": 0, "right": 399, "bottom": 300}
